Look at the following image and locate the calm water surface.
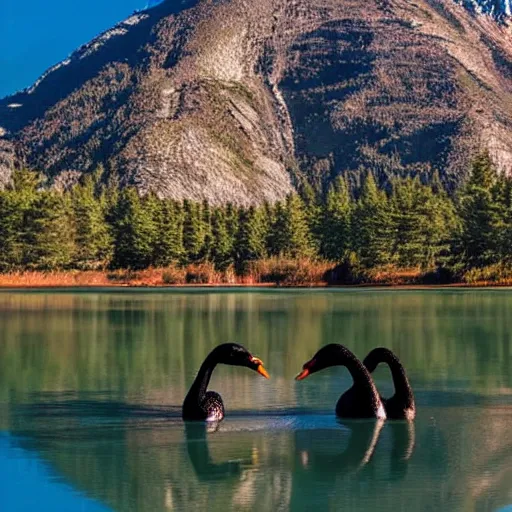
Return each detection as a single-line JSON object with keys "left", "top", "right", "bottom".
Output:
{"left": 0, "top": 289, "right": 511, "bottom": 511}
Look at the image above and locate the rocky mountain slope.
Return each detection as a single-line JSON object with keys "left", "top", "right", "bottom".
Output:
{"left": 1, "top": 0, "right": 512, "bottom": 204}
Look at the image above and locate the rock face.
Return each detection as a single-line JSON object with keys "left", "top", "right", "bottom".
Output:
{"left": 1, "top": 0, "right": 512, "bottom": 203}
{"left": 0, "top": 139, "right": 14, "bottom": 189}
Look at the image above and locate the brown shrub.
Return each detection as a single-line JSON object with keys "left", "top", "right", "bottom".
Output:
{"left": 107, "top": 270, "right": 141, "bottom": 283}
{"left": 462, "top": 264, "right": 512, "bottom": 285}
{"left": 364, "top": 266, "right": 422, "bottom": 285}
{"left": 0, "top": 271, "right": 110, "bottom": 287}
{"left": 221, "top": 265, "right": 238, "bottom": 285}
{"left": 185, "top": 263, "right": 220, "bottom": 284}
{"left": 247, "top": 258, "right": 330, "bottom": 286}
{"left": 162, "top": 266, "right": 187, "bottom": 285}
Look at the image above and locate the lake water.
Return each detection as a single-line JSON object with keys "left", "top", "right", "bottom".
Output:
{"left": 0, "top": 289, "right": 511, "bottom": 511}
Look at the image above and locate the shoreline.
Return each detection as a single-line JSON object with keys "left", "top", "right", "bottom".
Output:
{"left": 0, "top": 268, "right": 511, "bottom": 290}
{"left": 1, "top": 282, "right": 511, "bottom": 291}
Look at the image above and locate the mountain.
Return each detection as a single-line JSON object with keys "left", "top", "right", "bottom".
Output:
{"left": 1, "top": 0, "right": 512, "bottom": 204}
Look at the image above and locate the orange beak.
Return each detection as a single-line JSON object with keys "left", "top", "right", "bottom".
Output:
{"left": 250, "top": 356, "right": 270, "bottom": 379}
{"left": 295, "top": 368, "right": 310, "bottom": 381}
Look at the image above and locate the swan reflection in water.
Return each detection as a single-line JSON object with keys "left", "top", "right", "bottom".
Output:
{"left": 184, "top": 422, "right": 258, "bottom": 482}
{"left": 290, "top": 419, "right": 415, "bottom": 509}
{"left": 296, "top": 420, "right": 385, "bottom": 475}
{"left": 389, "top": 420, "right": 416, "bottom": 479}
{"left": 185, "top": 415, "right": 415, "bottom": 487}
{"left": 296, "top": 419, "right": 415, "bottom": 474}
{"left": 293, "top": 419, "right": 416, "bottom": 510}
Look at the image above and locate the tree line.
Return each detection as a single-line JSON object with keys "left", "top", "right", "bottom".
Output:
{"left": 0, "top": 153, "right": 511, "bottom": 280}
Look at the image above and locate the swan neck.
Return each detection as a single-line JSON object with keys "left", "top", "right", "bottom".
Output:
{"left": 185, "top": 355, "right": 217, "bottom": 404}
{"left": 334, "top": 350, "right": 380, "bottom": 397}
{"left": 385, "top": 356, "right": 414, "bottom": 403}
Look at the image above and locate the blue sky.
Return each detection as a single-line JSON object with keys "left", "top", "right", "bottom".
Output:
{"left": 0, "top": 0, "right": 145, "bottom": 99}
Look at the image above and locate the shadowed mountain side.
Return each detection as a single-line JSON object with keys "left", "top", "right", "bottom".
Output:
{"left": 1, "top": 0, "right": 512, "bottom": 202}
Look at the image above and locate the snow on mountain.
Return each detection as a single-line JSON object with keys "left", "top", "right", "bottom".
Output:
{"left": 456, "top": 0, "right": 512, "bottom": 21}
{"left": 145, "top": 0, "right": 165, "bottom": 9}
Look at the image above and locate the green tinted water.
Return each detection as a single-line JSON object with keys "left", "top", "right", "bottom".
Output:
{"left": 0, "top": 289, "right": 511, "bottom": 511}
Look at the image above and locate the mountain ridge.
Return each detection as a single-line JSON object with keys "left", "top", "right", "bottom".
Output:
{"left": 1, "top": 0, "right": 512, "bottom": 204}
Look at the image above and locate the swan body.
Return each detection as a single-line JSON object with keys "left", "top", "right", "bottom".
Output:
{"left": 198, "top": 392, "right": 225, "bottom": 423}
{"left": 296, "top": 344, "right": 386, "bottom": 420}
{"left": 182, "top": 343, "right": 269, "bottom": 422}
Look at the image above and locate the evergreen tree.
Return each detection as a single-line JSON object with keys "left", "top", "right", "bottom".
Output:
{"left": 23, "top": 190, "right": 75, "bottom": 270}
{"left": 152, "top": 200, "right": 184, "bottom": 266}
{"left": 300, "top": 182, "right": 322, "bottom": 252}
{"left": 182, "top": 200, "right": 205, "bottom": 263}
{"left": 424, "top": 179, "right": 459, "bottom": 268}
{"left": 269, "top": 195, "right": 315, "bottom": 258}
{"left": 102, "top": 170, "right": 120, "bottom": 227}
{"left": 199, "top": 199, "right": 213, "bottom": 262}
{"left": 210, "top": 208, "right": 234, "bottom": 270}
{"left": 235, "top": 206, "right": 268, "bottom": 270}
{"left": 71, "top": 173, "right": 112, "bottom": 269}
{"left": 142, "top": 191, "right": 162, "bottom": 266}
{"left": 489, "top": 171, "right": 512, "bottom": 261}
{"left": 12, "top": 168, "right": 41, "bottom": 207}
{"left": 352, "top": 172, "right": 393, "bottom": 267}
{"left": 262, "top": 200, "right": 276, "bottom": 254}
{"left": 321, "top": 176, "right": 352, "bottom": 261}
{"left": 457, "top": 152, "right": 501, "bottom": 267}
{"left": 430, "top": 170, "right": 444, "bottom": 195}
{"left": 391, "top": 178, "right": 427, "bottom": 267}
{"left": 0, "top": 169, "right": 40, "bottom": 270}
{"left": 0, "top": 191, "right": 22, "bottom": 270}
{"left": 269, "top": 201, "right": 286, "bottom": 256}
{"left": 225, "top": 203, "right": 239, "bottom": 248}
{"left": 111, "top": 187, "right": 156, "bottom": 269}
{"left": 505, "top": 184, "right": 512, "bottom": 263}
{"left": 389, "top": 177, "right": 456, "bottom": 268}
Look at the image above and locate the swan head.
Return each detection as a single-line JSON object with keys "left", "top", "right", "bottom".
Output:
{"left": 296, "top": 344, "right": 351, "bottom": 380}
{"left": 212, "top": 343, "right": 270, "bottom": 379}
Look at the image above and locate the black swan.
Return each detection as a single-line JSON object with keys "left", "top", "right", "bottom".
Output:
{"left": 296, "top": 344, "right": 386, "bottom": 419}
{"left": 182, "top": 343, "right": 269, "bottom": 422}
